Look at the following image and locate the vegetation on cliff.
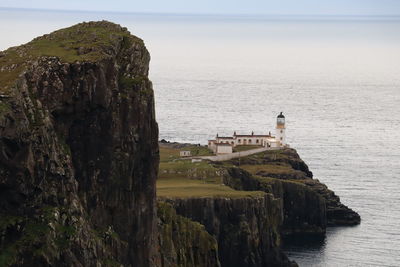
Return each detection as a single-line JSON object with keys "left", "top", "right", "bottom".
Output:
{"left": 158, "top": 202, "right": 220, "bottom": 267}
{"left": 157, "top": 142, "right": 359, "bottom": 266}
{"left": 224, "top": 148, "right": 361, "bottom": 227}
{"left": 0, "top": 21, "right": 158, "bottom": 266}
{"left": 158, "top": 143, "right": 265, "bottom": 198}
{"left": 0, "top": 21, "right": 143, "bottom": 94}
{"left": 157, "top": 142, "right": 297, "bottom": 267}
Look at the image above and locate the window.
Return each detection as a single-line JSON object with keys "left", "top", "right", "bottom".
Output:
{"left": 280, "top": 130, "right": 283, "bottom": 133}
{"left": 238, "top": 139, "right": 241, "bottom": 143}
{"left": 231, "top": 141, "right": 234, "bottom": 145}
{"left": 280, "top": 137, "right": 283, "bottom": 140}
{"left": 249, "top": 140, "right": 252, "bottom": 143}
{"left": 256, "top": 139, "right": 259, "bottom": 143}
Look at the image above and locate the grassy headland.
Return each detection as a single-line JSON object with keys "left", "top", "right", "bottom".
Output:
{"left": 157, "top": 143, "right": 265, "bottom": 198}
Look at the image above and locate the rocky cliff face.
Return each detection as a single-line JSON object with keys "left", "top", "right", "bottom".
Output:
{"left": 224, "top": 167, "right": 326, "bottom": 236}
{"left": 0, "top": 21, "right": 159, "bottom": 266}
{"left": 157, "top": 201, "right": 220, "bottom": 267}
{"left": 223, "top": 148, "right": 360, "bottom": 236}
{"left": 161, "top": 195, "right": 296, "bottom": 267}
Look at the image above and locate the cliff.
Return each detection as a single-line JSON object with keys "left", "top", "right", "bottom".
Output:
{"left": 222, "top": 148, "right": 360, "bottom": 235}
{"left": 157, "top": 143, "right": 297, "bottom": 267}
{"left": 224, "top": 167, "right": 326, "bottom": 236}
{"left": 157, "top": 201, "right": 220, "bottom": 267}
{"left": 161, "top": 195, "right": 296, "bottom": 267}
{"left": 0, "top": 21, "right": 159, "bottom": 266}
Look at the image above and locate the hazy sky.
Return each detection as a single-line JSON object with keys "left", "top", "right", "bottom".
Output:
{"left": 1, "top": 0, "right": 400, "bottom": 15}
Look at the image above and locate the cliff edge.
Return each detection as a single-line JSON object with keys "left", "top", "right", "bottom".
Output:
{"left": 0, "top": 21, "right": 159, "bottom": 266}
{"left": 223, "top": 148, "right": 361, "bottom": 235}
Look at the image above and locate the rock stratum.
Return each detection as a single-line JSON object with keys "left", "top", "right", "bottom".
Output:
{"left": 0, "top": 21, "right": 360, "bottom": 267}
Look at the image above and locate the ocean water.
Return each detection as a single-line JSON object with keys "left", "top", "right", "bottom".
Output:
{"left": 1, "top": 8, "right": 400, "bottom": 267}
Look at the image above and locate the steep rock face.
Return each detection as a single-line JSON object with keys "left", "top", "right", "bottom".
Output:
{"left": 224, "top": 148, "right": 360, "bottom": 231}
{"left": 0, "top": 21, "right": 159, "bottom": 266}
{"left": 157, "top": 202, "right": 220, "bottom": 267}
{"left": 224, "top": 167, "right": 326, "bottom": 236}
{"left": 301, "top": 179, "right": 360, "bottom": 225}
{"left": 162, "top": 195, "right": 297, "bottom": 267}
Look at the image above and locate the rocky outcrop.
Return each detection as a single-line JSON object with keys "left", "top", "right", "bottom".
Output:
{"left": 162, "top": 195, "right": 297, "bottom": 267}
{"left": 0, "top": 21, "right": 159, "bottom": 266}
{"left": 224, "top": 167, "right": 326, "bottom": 236}
{"left": 300, "top": 179, "right": 361, "bottom": 225}
{"left": 229, "top": 148, "right": 313, "bottom": 179}
{"left": 223, "top": 148, "right": 360, "bottom": 236}
{"left": 157, "top": 201, "right": 220, "bottom": 267}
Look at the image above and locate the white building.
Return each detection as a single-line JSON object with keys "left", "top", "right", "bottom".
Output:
{"left": 208, "top": 112, "right": 287, "bottom": 154}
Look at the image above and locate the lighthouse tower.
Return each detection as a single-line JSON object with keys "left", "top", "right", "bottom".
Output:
{"left": 276, "top": 112, "right": 286, "bottom": 146}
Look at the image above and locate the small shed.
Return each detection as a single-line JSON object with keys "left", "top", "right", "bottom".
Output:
{"left": 180, "top": 151, "right": 191, "bottom": 157}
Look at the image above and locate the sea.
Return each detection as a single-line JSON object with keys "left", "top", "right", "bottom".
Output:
{"left": 1, "top": 8, "right": 399, "bottom": 267}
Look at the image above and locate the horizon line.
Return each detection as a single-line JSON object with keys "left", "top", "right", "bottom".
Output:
{"left": 1, "top": 6, "right": 400, "bottom": 18}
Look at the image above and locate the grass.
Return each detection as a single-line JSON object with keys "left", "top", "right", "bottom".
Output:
{"left": 248, "top": 149, "right": 292, "bottom": 161}
{"left": 0, "top": 21, "right": 143, "bottom": 94}
{"left": 157, "top": 177, "right": 265, "bottom": 198}
{"left": 158, "top": 143, "right": 265, "bottom": 198}
{"left": 159, "top": 146, "right": 181, "bottom": 162}
{"left": 239, "top": 162, "right": 308, "bottom": 181}
{"left": 186, "top": 145, "right": 214, "bottom": 157}
{"left": 233, "top": 145, "right": 262, "bottom": 152}
{"left": 160, "top": 160, "right": 216, "bottom": 174}
{"left": 159, "top": 144, "right": 213, "bottom": 162}
{"left": 240, "top": 163, "right": 297, "bottom": 175}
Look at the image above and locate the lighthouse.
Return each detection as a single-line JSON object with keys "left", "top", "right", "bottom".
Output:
{"left": 276, "top": 112, "right": 286, "bottom": 146}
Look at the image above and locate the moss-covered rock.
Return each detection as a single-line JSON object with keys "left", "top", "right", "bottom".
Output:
{"left": 158, "top": 202, "right": 220, "bottom": 267}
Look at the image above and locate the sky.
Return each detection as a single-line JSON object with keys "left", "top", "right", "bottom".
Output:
{"left": 1, "top": 0, "right": 400, "bottom": 15}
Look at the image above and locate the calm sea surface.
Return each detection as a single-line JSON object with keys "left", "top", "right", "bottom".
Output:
{"left": 1, "top": 8, "right": 400, "bottom": 267}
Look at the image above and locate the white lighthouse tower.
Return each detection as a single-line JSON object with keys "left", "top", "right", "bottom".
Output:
{"left": 275, "top": 112, "right": 286, "bottom": 146}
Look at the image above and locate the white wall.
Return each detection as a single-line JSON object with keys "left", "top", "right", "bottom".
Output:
{"left": 216, "top": 145, "right": 232, "bottom": 154}
{"left": 275, "top": 127, "right": 286, "bottom": 145}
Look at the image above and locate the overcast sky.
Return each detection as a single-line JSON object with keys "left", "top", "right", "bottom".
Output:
{"left": 1, "top": 0, "right": 400, "bottom": 15}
